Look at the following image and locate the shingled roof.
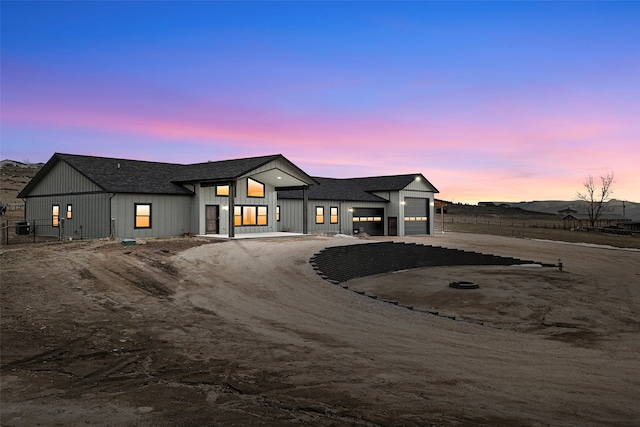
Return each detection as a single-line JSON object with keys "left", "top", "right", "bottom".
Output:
{"left": 278, "top": 173, "right": 438, "bottom": 202}
{"left": 18, "top": 153, "right": 294, "bottom": 197}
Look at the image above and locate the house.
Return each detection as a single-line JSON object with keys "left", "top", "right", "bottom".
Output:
{"left": 18, "top": 153, "right": 438, "bottom": 240}
{"left": 277, "top": 174, "right": 439, "bottom": 236}
{"left": 562, "top": 213, "right": 631, "bottom": 229}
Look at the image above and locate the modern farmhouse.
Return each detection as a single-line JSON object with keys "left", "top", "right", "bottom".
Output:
{"left": 18, "top": 153, "right": 438, "bottom": 239}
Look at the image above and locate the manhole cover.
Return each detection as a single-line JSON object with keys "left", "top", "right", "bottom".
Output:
{"left": 449, "top": 281, "right": 479, "bottom": 289}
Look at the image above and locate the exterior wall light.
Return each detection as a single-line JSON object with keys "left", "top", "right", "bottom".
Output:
{"left": 401, "top": 201, "right": 406, "bottom": 205}
{"left": 222, "top": 205, "right": 229, "bottom": 211}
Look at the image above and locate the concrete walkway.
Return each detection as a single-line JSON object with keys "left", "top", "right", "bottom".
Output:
{"left": 197, "top": 232, "right": 306, "bottom": 240}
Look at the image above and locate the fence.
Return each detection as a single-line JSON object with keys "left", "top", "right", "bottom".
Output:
{"left": 1, "top": 219, "right": 68, "bottom": 245}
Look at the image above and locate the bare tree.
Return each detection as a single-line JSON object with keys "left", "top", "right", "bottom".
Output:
{"left": 576, "top": 172, "right": 614, "bottom": 228}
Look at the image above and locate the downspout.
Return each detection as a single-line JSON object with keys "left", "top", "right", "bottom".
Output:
{"left": 302, "top": 186, "right": 308, "bottom": 234}
{"left": 109, "top": 193, "right": 116, "bottom": 238}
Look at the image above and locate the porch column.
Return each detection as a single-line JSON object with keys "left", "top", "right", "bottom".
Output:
{"left": 302, "top": 186, "right": 309, "bottom": 234}
{"left": 228, "top": 181, "right": 236, "bottom": 238}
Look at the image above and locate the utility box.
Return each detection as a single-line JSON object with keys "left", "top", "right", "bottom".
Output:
{"left": 15, "top": 221, "right": 30, "bottom": 235}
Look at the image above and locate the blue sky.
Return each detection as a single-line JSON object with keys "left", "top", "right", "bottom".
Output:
{"left": 2, "top": 1, "right": 639, "bottom": 203}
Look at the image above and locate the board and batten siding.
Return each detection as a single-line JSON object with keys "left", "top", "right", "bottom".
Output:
{"left": 25, "top": 193, "right": 111, "bottom": 239}
{"left": 111, "top": 193, "right": 193, "bottom": 239}
{"left": 27, "top": 160, "right": 103, "bottom": 196}
{"left": 278, "top": 199, "right": 387, "bottom": 235}
{"left": 197, "top": 177, "right": 278, "bottom": 234}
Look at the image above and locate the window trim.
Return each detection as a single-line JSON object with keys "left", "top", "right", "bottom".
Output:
{"left": 66, "top": 204, "right": 73, "bottom": 220}
{"left": 234, "top": 205, "right": 269, "bottom": 227}
{"left": 134, "top": 203, "right": 152, "bottom": 229}
{"left": 247, "top": 177, "right": 265, "bottom": 198}
{"left": 330, "top": 206, "right": 338, "bottom": 224}
{"left": 52, "top": 204, "right": 60, "bottom": 227}
{"left": 216, "top": 185, "right": 229, "bottom": 197}
{"left": 276, "top": 205, "right": 280, "bottom": 222}
{"left": 315, "top": 206, "right": 325, "bottom": 224}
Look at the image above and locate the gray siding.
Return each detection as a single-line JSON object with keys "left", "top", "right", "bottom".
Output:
{"left": 111, "top": 193, "right": 193, "bottom": 239}
{"left": 25, "top": 193, "right": 111, "bottom": 239}
{"left": 278, "top": 199, "right": 387, "bottom": 235}
{"left": 196, "top": 177, "right": 278, "bottom": 235}
{"left": 27, "top": 161, "right": 102, "bottom": 196}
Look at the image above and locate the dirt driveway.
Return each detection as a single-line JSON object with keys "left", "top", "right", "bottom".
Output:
{"left": 1, "top": 233, "right": 639, "bottom": 426}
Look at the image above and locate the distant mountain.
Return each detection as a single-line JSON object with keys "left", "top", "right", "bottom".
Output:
{"left": 493, "top": 200, "right": 640, "bottom": 221}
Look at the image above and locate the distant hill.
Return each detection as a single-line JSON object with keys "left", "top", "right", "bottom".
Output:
{"left": 492, "top": 200, "right": 640, "bottom": 221}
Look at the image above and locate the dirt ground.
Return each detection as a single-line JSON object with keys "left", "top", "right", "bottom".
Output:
{"left": 1, "top": 233, "right": 639, "bottom": 426}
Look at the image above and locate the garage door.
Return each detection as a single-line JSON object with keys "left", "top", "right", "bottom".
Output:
{"left": 352, "top": 208, "right": 384, "bottom": 236}
{"left": 404, "top": 197, "right": 429, "bottom": 235}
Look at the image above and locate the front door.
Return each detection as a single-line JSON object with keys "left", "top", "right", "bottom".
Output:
{"left": 205, "top": 205, "right": 219, "bottom": 234}
{"left": 388, "top": 216, "right": 398, "bottom": 236}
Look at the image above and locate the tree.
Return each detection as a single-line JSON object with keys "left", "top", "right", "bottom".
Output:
{"left": 576, "top": 172, "right": 614, "bottom": 228}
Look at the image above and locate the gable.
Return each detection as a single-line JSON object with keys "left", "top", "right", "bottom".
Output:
{"left": 19, "top": 157, "right": 103, "bottom": 197}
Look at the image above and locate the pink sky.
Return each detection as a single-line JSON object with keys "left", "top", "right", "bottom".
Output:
{"left": 2, "top": 2, "right": 638, "bottom": 203}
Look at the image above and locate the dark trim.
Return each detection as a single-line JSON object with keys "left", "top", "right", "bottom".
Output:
{"left": 22, "top": 190, "right": 108, "bottom": 198}
{"left": 66, "top": 203, "right": 73, "bottom": 220}
{"left": 247, "top": 177, "right": 265, "bottom": 198}
{"left": 134, "top": 203, "right": 152, "bottom": 229}
{"left": 315, "top": 206, "right": 325, "bottom": 224}
{"left": 330, "top": 206, "right": 338, "bottom": 224}
{"left": 52, "top": 204, "right": 60, "bottom": 227}
{"left": 276, "top": 205, "right": 281, "bottom": 222}
{"left": 233, "top": 205, "right": 269, "bottom": 227}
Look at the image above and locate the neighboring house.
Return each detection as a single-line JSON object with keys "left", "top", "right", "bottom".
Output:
{"left": 557, "top": 207, "right": 578, "bottom": 215}
{"left": 277, "top": 174, "right": 439, "bottom": 236}
{"left": 18, "top": 153, "right": 438, "bottom": 239}
{"left": 619, "top": 221, "right": 640, "bottom": 232}
{"left": 562, "top": 213, "right": 631, "bottom": 229}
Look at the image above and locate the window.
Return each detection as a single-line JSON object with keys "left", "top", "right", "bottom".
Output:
{"left": 257, "top": 206, "right": 267, "bottom": 225}
{"left": 66, "top": 204, "right": 73, "bottom": 220}
{"left": 330, "top": 206, "right": 338, "bottom": 224}
{"left": 234, "top": 206, "right": 242, "bottom": 226}
{"left": 316, "top": 206, "right": 324, "bottom": 224}
{"left": 247, "top": 178, "right": 265, "bottom": 198}
{"left": 52, "top": 205, "right": 60, "bottom": 227}
{"left": 216, "top": 185, "right": 229, "bottom": 196}
{"left": 276, "top": 205, "right": 280, "bottom": 222}
{"left": 243, "top": 206, "right": 257, "bottom": 225}
{"left": 234, "top": 205, "right": 268, "bottom": 226}
{"left": 135, "top": 203, "right": 152, "bottom": 228}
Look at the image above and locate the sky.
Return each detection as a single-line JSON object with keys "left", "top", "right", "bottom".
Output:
{"left": 1, "top": 1, "right": 638, "bottom": 204}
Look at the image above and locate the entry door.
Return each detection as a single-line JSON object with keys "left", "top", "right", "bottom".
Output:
{"left": 388, "top": 217, "right": 398, "bottom": 236}
{"left": 205, "top": 205, "right": 219, "bottom": 234}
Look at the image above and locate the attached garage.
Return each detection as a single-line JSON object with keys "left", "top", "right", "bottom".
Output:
{"left": 404, "top": 197, "right": 429, "bottom": 235}
{"left": 353, "top": 207, "right": 384, "bottom": 236}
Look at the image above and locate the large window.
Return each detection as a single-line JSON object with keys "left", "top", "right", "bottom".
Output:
{"left": 216, "top": 185, "right": 229, "bottom": 196}
{"left": 330, "top": 206, "right": 338, "bottom": 224}
{"left": 247, "top": 178, "right": 265, "bottom": 198}
{"left": 234, "top": 205, "right": 268, "bottom": 226}
{"left": 66, "top": 204, "right": 73, "bottom": 220}
{"left": 315, "top": 206, "right": 324, "bottom": 224}
{"left": 52, "top": 205, "right": 60, "bottom": 227}
{"left": 135, "top": 203, "right": 152, "bottom": 228}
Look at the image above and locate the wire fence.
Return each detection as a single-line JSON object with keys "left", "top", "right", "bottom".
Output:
{"left": 1, "top": 219, "right": 66, "bottom": 245}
